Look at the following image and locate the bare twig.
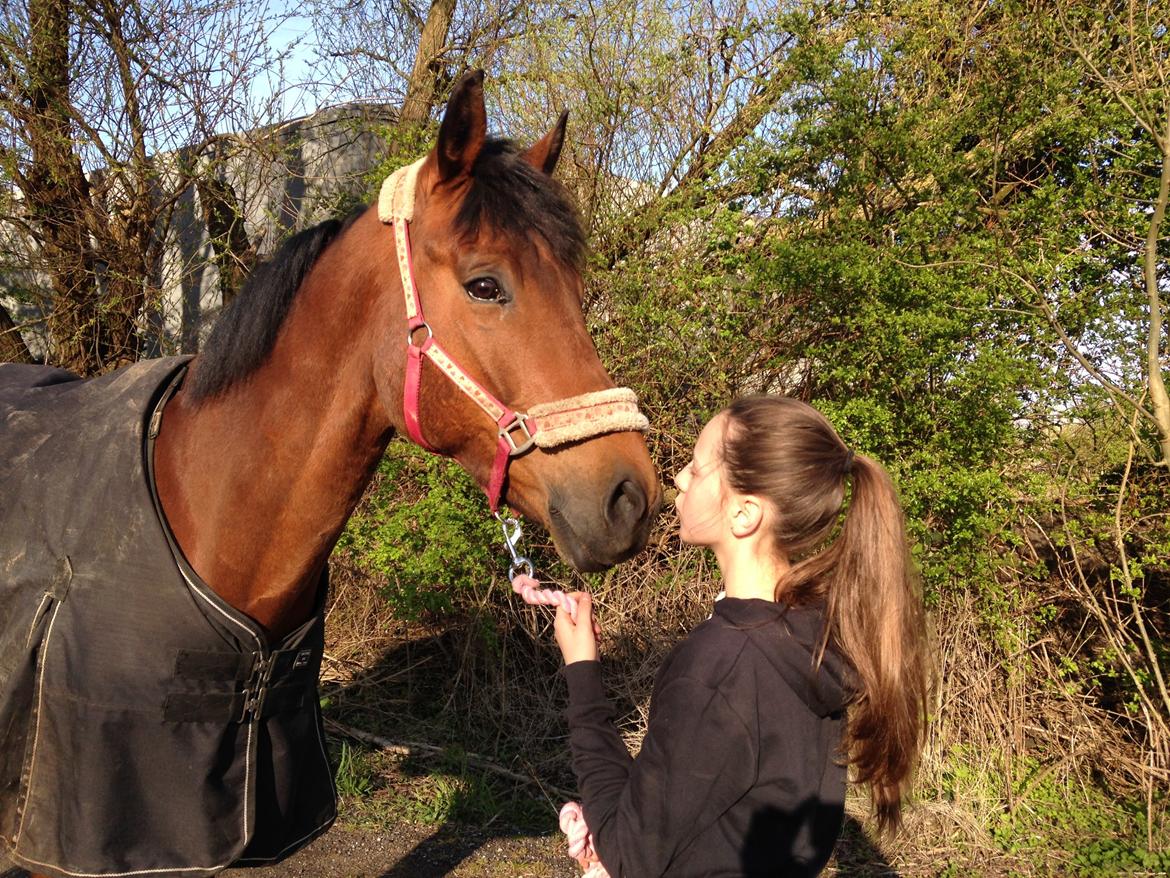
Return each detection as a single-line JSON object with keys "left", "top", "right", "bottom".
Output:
{"left": 325, "top": 718, "right": 576, "bottom": 800}
{"left": 1142, "top": 115, "right": 1170, "bottom": 466}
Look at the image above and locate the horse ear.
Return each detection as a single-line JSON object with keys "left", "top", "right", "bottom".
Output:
{"left": 435, "top": 69, "right": 487, "bottom": 182}
{"left": 522, "top": 110, "right": 569, "bottom": 176}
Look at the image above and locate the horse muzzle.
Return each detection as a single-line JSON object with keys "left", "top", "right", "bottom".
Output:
{"left": 546, "top": 466, "right": 662, "bottom": 572}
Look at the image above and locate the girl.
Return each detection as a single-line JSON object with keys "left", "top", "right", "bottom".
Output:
{"left": 554, "top": 396, "right": 929, "bottom": 877}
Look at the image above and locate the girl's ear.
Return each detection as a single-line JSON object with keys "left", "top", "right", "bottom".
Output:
{"left": 728, "top": 494, "right": 765, "bottom": 538}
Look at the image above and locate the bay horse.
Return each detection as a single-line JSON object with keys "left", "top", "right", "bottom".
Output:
{"left": 1, "top": 70, "right": 659, "bottom": 878}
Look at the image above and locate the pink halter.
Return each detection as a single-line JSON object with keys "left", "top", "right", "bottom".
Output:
{"left": 379, "top": 158, "right": 649, "bottom": 511}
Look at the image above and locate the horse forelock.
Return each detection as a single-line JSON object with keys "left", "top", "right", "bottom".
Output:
{"left": 454, "top": 138, "right": 586, "bottom": 273}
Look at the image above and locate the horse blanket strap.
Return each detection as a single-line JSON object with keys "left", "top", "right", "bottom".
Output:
{"left": 0, "top": 358, "right": 336, "bottom": 878}
{"left": 379, "top": 158, "right": 650, "bottom": 511}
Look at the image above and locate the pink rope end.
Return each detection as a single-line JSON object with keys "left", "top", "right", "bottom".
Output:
{"left": 511, "top": 573, "right": 577, "bottom": 623}
{"left": 559, "top": 801, "right": 609, "bottom": 877}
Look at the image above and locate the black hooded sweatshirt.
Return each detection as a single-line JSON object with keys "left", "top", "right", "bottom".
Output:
{"left": 563, "top": 597, "right": 853, "bottom": 878}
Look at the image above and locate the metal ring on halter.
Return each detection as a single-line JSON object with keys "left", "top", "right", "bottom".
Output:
{"left": 406, "top": 322, "right": 433, "bottom": 347}
{"left": 508, "top": 557, "right": 534, "bottom": 580}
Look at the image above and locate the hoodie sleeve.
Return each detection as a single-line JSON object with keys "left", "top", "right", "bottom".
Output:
{"left": 563, "top": 660, "right": 757, "bottom": 878}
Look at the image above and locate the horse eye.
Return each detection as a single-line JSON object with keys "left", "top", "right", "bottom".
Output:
{"left": 466, "top": 277, "right": 503, "bottom": 302}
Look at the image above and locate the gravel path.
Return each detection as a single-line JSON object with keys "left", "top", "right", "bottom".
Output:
{"left": 4, "top": 822, "right": 578, "bottom": 878}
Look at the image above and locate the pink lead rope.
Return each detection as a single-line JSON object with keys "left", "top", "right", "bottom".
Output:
{"left": 560, "top": 802, "right": 610, "bottom": 878}
{"left": 510, "top": 572, "right": 578, "bottom": 622}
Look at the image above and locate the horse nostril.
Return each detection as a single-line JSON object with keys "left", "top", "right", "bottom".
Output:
{"left": 606, "top": 478, "right": 647, "bottom": 530}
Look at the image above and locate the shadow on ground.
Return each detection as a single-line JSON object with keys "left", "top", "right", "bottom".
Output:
{"left": 832, "top": 815, "right": 902, "bottom": 877}
{"left": 374, "top": 822, "right": 516, "bottom": 878}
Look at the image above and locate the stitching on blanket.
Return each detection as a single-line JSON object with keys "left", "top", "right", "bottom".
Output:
{"left": 178, "top": 566, "right": 263, "bottom": 650}
{"left": 176, "top": 566, "right": 260, "bottom": 844}
{"left": 14, "top": 600, "right": 63, "bottom": 849}
{"left": 25, "top": 593, "right": 52, "bottom": 650}
{"left": 10, "top": 850, "right": 232, "bottom": 877}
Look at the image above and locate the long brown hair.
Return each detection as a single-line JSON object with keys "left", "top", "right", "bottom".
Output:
{"left": 721, "top": 395, "right": 929, "bottom": 834}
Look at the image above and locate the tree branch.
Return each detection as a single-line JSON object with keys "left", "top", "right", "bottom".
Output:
{"left": 600, "top": 46, "right": 803, "bottom": 269}
{"left": 1058, "top": 6, "right": 1162, "bottom": 149}
{"left": 892, "top": 256, "right": 1162, "bottom": 431}
{"left": 1112, "top": 427, "right": 1170, "bottom": 727}
{"left": 1143, "top": 114, "right": 1170, "bottom": 466}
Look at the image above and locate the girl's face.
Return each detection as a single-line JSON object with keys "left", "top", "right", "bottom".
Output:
{"left": 673, "top": 413, "right": 730, "bottom": 547}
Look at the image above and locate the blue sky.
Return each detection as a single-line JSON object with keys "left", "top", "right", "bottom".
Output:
{"left": 263, "top": 4, "right": 323, "bottom": 119}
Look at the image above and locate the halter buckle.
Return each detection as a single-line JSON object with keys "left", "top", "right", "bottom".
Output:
{"left": 499, "top": 412, "right": 536, "bottom": 456}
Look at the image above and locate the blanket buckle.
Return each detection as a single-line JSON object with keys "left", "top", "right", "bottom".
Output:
{"left": 239, "top": 653, "right": 276, "bottom": 723}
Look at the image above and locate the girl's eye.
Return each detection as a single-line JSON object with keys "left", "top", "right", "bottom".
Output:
{"left": 466, "top": 277, "right": 503, "bottom": 302}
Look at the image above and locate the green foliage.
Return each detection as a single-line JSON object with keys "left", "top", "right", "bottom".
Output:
{"left": 398, "top": 769, "right": 498, "bottom": 825}
{"left": 391, "top": 767, "right": 551, "bottom": 832}
{"left": 935, "top": 746, "right": 1170, "bottom": 875}
{"left": 381, "top": 746, "right": 551, "bottom": 831}
{"left": 365, "top": 121, "right": 437, "bottom": 191}
{"left": 591, "top": 0, "right": 1170, "bottom": 621}
{"left": 329, "top": 742, "right": 555, "bottom": 833}
{"left": 334, "top": 741, "right": 376, "bottom": 799}
{"left": 337, "top": 441, "right": 502, "bottom": 619}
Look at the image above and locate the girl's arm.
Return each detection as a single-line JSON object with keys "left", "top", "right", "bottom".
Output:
{"left": 557, "top": 600, "right": 756, "bottom": 877}
{"left": 565, "top": 665, "right": 756, "bottom": 877}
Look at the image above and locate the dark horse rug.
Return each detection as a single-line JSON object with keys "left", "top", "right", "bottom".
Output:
{"left": 0, "top": 358, "right": 336, "bottom": 877}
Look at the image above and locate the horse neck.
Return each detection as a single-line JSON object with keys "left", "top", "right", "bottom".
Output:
{"left": 153, "top": 211, "right": 401, "bottom": 639}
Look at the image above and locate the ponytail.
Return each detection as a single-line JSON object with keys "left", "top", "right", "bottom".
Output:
{"left": 722, "top": 397, "right": 929, "bottom": 834}
{"left": 810, "top": 455, "right": 927, "bottom": 833}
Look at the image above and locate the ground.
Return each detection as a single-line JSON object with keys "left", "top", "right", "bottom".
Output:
{"left": 2, "top": 814, "right": 932, "bottom": 878}
{"left": 222, "top": 821, "right": 578, "bottom": 878}
{"left": 3, "top": 823, "right": 575, "bottom": 878}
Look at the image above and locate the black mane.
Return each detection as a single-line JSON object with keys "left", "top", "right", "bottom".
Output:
{"left": 185, "top": 213, "right": 360, "bottom": 403}
{"left": 186, "top": 139, "right": 585, "bottom": 403}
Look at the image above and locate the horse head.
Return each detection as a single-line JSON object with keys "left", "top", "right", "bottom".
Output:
{"left": 371, "top": 70, "right": 661, "bottom": 572}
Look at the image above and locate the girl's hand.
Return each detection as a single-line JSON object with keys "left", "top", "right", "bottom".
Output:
{"left": 555, "top": 591, "right": 599, "bottom": 664}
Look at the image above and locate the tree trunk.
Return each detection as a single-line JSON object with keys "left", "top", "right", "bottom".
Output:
{"left": 1144, "top": 129, "right": 1170, "bottom": 468}
{"left": 22, "top": 0, "right": 104, "bottom": 374}
{"left": 398, "top": 0, "right": 458, "bottom": 129}
{"left": 0, "top": 301, "right": 35, "bottom": 363}
{"left": 197, "top": 174, "right": 257, "bottom": 309}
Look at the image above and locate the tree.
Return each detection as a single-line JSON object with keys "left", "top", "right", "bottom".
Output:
{"left": 489, "top": 2, "right": 848, "bottom": 260}
{"left": 1054, "top": 0, "right": 1170, "bottom": 467}
{"left": 0, "top": 0, "right": 294, "bottom": 373}
{"left": 306, "top": 0, "right": 533, "bottom": 139}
